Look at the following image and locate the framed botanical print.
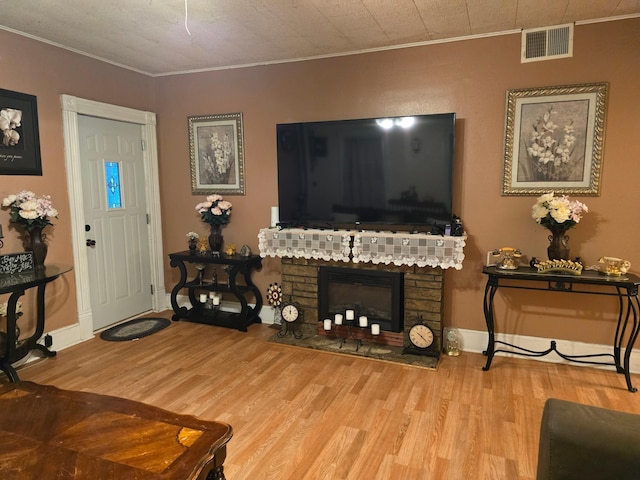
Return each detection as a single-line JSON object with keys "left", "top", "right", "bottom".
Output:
{"left": 188, "top": 112, "right": 245, "bottom": 195}
{"left": 502, "top": 82, "right": 608, "bottom": 196}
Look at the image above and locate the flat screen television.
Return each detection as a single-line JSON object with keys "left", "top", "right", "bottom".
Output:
{"left": 276, "top": 113, "right": 456, "bottom": 231}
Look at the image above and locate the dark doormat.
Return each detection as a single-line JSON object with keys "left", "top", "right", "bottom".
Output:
{"left": 100, "top": 317, "right": 171, "bottom": 342}
{"left": 268, "top": 332, "right": 438, "bottom": 370}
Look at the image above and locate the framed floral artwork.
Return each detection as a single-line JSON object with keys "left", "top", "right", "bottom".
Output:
{"left": 188, "top": 112, "right": 245, "bottom": 195}
{"left": 0, "top": 88, "right": 42, "bottom": 176}
{"left": 501, "top": 82, "right": 608, "bottom": 196}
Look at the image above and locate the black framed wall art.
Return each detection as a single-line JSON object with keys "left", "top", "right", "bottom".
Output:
{"left": 0, "top": 88, "right": 42, "bottom": 176}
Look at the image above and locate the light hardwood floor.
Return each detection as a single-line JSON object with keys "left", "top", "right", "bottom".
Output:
{"left": 12, "top": 313, "right": 640, "bottom": 480}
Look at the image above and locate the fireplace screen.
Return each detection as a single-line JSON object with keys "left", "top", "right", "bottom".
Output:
{"left": 318, "top": 267, "right": 403, "bottom": 332}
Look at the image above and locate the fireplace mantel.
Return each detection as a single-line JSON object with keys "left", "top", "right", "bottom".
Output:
{"left": 258, "top": 227, "right": 466, "bottom": 269}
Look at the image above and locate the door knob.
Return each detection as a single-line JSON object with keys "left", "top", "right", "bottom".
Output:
{"left": 86, "top": 239, "right": 96, "bottom": 247}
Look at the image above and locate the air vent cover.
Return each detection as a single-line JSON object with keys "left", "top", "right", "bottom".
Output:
{"left": 521, "top": 24, "right": 573, "bottom": 62}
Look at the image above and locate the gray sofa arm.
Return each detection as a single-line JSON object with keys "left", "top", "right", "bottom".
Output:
{"left": 537, "top": 398, "right": 640, "bottom": 480}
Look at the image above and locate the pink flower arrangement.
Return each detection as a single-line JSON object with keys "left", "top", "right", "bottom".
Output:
{"left": 195, "top": 194, "right": 232, "bottom": 226}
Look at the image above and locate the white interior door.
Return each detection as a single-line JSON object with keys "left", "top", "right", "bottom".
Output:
{"left": 78, "top": 115, "right": 153, "bottom": 330}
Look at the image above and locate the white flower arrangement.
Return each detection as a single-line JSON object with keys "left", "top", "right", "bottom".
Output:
{"left": 2, "top": 190, "right": 58, "bottom": 232}
{"left": 532, "top": 192, "right": 588, "bottom": 231}
{"left": 186, "top": 231, "right": 200, "bottom": 241}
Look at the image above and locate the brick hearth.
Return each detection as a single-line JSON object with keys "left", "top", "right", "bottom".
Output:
{"left": 280, "top": 257, "right": 444, "bottom": 351}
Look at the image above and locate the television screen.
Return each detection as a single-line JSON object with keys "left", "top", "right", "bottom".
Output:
{"left": 276, "top": 113, "right": 455, "bottom": 230}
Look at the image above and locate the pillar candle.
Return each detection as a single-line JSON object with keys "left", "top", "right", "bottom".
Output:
{"left": 199, "top": 293, "right": 207, "bottom": 303}
{"left": 213, "top": 295, "right": 221, "bottom": 306}
{"left": 371, "top": 324, "right": 380, "bottom": 335}
{"left": 359, "top": 316, "right": 368, "bottom": 327}
{"left": 345, "top": 310, "right": 355, "bottom": 321}
{"left": 323, "top": 319, "right": 332, "bottom": 330}
{"left": 270, "top": 206, "right": 279, "bottom": 227}
{"left": 334, "top": 313, "right": 343, "bottom": 325}
{"left": 209, "top": 291, "right": 216, "bottom": 299}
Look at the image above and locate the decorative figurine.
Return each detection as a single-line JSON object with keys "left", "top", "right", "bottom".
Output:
{"left": 197, "top": 237, "right": 208, "bottom": 254}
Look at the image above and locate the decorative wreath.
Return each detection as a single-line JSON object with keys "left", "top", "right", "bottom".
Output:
{"left": 266, "top": 282, "right": 282, "bottom": 307}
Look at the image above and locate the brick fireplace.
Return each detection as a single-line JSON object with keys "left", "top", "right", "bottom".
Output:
{"left": 280, "top": 257, "right": 444, "bottom": 351}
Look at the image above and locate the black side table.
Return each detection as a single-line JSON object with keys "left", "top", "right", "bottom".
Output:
{"left": 169, "top": 251, "right": 263, "bottom": 332}
{"left": 0, "top": 264, "right": 72, "bottom": 381}
{"left": 482, "top": 266, "right": 640, "bottom": 392}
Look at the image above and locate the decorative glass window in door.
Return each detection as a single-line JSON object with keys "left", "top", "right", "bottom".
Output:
{"left": 105, "top": 161, "right": 122, "bottom": 209}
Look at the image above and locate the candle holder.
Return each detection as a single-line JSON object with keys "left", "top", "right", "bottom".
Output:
{"left": 195, "top": 264, "right": 205, "bottom": 285}
{"left": 338, "top": 318, "right": 363, "bottom": 352}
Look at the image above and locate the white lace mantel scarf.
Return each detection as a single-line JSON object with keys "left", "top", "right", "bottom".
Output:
{"left": 352, "top": 231, "right": 466, "bottom": 269}
{"left": 259, "top": 228, "right": 466, "bottom": 269}
{"left": 258, "top": 228, "right": 353, "bottom": 262}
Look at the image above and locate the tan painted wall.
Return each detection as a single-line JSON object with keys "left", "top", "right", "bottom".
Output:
{"left": 1, "top": 18, "right": 638, "bottom": 347}
{"left": 156, "top": 19, "right": 640, "bottom": 346}
{"left": 0, "top": 31, "right": 155, "bottom": 332}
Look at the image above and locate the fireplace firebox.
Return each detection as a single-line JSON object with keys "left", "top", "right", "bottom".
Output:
{"left": 318, "top": 267, "right": 404, "bottom": 332}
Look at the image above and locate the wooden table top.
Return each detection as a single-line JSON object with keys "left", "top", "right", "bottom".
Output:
{"left": 0, "top": 381, "right": 232, "bottom": 479}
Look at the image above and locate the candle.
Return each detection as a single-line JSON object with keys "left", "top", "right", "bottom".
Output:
{"left": 371, "top": 324, "right": 380, "bottom": 335}
{"left": 209, "top": 291, "right": 216, "bottom": 299}
{"left": 323, "top": 319, "right": 332, "bottom": 330}
{"left": 334, "top": 313, "right": 343, "bottom": 325}
{"left": 359, "top": 316, "right": 368, "bottom": 327}
{"left": 199, "top": 293, "right": 207, "bottom": 303}
{"left": 345, "top": 310, "right": 355, "bottom": 321}
{"left": 213, "top": 295, "right": 221, "bottom": 306}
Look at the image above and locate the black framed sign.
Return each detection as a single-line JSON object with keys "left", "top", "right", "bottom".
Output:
{"left": 0, "top": 253, "right": 34, "bottom": 275}
{"left": 0, "top": 88, "right": 42, "bottom": 175}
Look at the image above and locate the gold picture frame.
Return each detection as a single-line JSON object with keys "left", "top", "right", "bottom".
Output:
{"left": 188, "top": 112, "right": 245, "bottom": 195}
{"left": 502, "top": 82, "right": 608, "bottom": 196}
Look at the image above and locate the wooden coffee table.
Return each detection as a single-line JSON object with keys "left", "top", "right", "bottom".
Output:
{"left": 0, "top": 381, "right": 232, "bottom": 479}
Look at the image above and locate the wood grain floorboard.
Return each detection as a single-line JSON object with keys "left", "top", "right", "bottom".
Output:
{"left": 11, "top": 312, "right": 640, "bottom": 480}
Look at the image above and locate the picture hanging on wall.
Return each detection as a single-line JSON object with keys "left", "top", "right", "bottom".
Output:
{"left": 501, "top": 82, "right": 608, "bottom": 196}
{"left": 0, "top": 88, "right": 42, "bottom": 176}
{"left": 188, "top": 112, "right": 245, "bottom": 195}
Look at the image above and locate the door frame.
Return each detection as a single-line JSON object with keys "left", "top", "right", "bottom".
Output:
{"left": 61, "top": 94, "right": 166, "bottom": 340}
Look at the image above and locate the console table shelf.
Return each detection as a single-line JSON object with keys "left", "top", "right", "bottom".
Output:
{"left": 481, "top": 266, "right": 640, "bottom": 392}
{"left": 169, "top": 251, "right": 263, "bottom": 332}
{"left": 0, "top": 264, "right": 72, "bottom": 382}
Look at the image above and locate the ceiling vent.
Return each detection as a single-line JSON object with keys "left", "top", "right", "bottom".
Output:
{"left": 521, "top": 24, "right": 573, "bottom": 62}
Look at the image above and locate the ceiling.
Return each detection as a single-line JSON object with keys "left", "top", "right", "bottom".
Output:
{"left": 1, "top": 1, "right": 638, "bottom": 76}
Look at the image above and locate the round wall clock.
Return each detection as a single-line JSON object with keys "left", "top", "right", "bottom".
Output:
{"left": 408, "top": 323, "right": 434, "bottom": 349}
{"left": 403, "top": 318, "right": 438, "bottom": 357}
{"left": 281, "top": 303, "right": 299, "bottom": 323}
{"left": 278, "top": 302, "right": 303, "bottom": 339}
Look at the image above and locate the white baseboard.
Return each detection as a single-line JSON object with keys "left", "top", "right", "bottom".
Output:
{"left": 36, "top": 300, "right": 640, "bottom": 376}
{"left": 457, "top": 328, "right": 640, "bottom": 374}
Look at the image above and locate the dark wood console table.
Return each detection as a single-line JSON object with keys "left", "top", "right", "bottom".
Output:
{"left": 0, "top": 381, "right": 232, "bottom": 479}
{"left": 482, "top": 266, "right": 640, "bottom": 392}
{"left": 0, "top": 264, "right": 72, "bottom": 382}
{"left": 169, "top": 251, "right": 263, "bottom": 331}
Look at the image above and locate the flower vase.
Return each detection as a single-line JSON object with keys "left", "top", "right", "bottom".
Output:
{"left": 547, "top": 228, "right": 570, "bottom": 260}
{"left": 27, "top": 227, "right": 48, "bottom": 270}
{"left": 188, "top": 239, "right": 197, "bottom": 255}
{"left": 208, "top": 224, "right": 223, "bottom": 253}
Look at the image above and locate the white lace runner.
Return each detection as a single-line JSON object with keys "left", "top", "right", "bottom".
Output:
{"left": 352, "top": 231, "right": 466, "bottom": 269}
{"left": 258, "top": 228, "right": 353, "bottom": 262}
{"left": 259, "top": 227, "right": 466, "bottom": 269}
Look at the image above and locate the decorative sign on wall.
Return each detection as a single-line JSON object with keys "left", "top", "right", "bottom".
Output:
{"left": 0, "top": 252, "right": 34, "bottom": 275}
